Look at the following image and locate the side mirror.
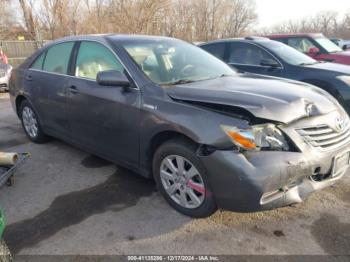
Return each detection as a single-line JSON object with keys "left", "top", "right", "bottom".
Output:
{"left": 96, "top": 70, "right": 130, "bottom": 87}
{"left": 260, "top": 58, "right": 280, "bottom": 67}
{"left": 307, "top": 47, "right": 320, "bottom": 56}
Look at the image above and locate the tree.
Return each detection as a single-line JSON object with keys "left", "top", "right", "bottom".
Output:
{"left": 18, "top": 0, "right": 41, "bottom": 44}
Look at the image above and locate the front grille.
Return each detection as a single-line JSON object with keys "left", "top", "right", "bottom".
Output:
{"left": 297, "top": 120, "right": 350, "bottom": 151}
{"left": 0, "top": 70, "right": 5, "bottom": 78}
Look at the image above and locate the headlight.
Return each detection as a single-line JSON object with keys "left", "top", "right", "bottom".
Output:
{"left": 221, "top": 124, "right": 290, "bottom": 151}
{"left": 337, "top": 75, "right": 350, "bottom": 86}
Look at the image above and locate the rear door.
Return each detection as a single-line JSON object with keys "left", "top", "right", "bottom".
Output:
{"left": 67, "top": 41, "right": 141, "bottom": 167}
{"left": 26, "top": 41, "right": 75, "bottom": 137}
{"left": 225, "top": 42, "right": 283, "bottom": 77}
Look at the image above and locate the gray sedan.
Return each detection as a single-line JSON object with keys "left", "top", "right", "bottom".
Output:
{"left": 9, "top": 35, "right": 350, "bottom": 217}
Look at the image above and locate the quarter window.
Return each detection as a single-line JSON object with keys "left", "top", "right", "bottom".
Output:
{"left": 201, "top": 43, "right": 226, "bottom": 60}
{"left": 30, "top": 52, "right": 46, "bottom": 70}
{"left": 75, "top": 42, "right": 124, "bottom": 80}
{"left": 43, "top": 42, "right": 74, "bottom": 74}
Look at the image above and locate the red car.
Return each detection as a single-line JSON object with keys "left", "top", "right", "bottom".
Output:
{"left": 268, "top": 33, "right": 350, "bottom": 65}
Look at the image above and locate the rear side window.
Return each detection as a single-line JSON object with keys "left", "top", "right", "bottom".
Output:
{"left": 272, "top": 38, "right": 288, "bottom": 45}
{"left": 43, "top": 42, "right": 74, "bottom": 74}
{"left": 75, "top": 41, "right": 124, "bottom": 80}
{"left": 30, "top": 52, "right": 45, "bottom": 70}
{"left": 201, "top": 43, "right": 226, "bottom": 60}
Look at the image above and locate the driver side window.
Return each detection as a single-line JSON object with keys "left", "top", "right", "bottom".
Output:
{"left": 227, "top": 42, "right": 276, "bottom": 66}
{"left": 75, "top": 41, "right": 124, "bottom": 80}
{"left": 287, "top": 38, "right": 317, "bottom": 53}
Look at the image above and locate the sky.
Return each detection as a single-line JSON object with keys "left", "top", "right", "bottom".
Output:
{"left": 256, "top": 0, "right": 350, "bottom": 27}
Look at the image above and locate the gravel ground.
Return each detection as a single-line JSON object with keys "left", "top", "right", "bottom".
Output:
{"left": 0, "top": 92, "right": 349, "bottom": 256}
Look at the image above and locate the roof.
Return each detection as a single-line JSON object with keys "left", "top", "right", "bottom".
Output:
{"left": 41, "top": 34, "right": 180, "bottom": 49}
{"left": 267, "top": 33, "right": 324, "bottom": 39}
{"left": 51, "top": 34, "right": 177, "bottom": 43}
{"left": 199, "top": 36, "right": 271, "bottom": 46}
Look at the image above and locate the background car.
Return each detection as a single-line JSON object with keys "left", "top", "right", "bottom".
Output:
{"left": 330, "top": 38, "right": 350, "bottom": 51}
{"left": 200, "top": 37, "right": 350, "bottom": 114}
{"left": 0, "top": 64, "right": 12, "bottom": 92}
{"left": 267, "top": 33, "right": 350, "bottom": 65}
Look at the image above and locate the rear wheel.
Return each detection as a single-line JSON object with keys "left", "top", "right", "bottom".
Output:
{"left": 153, "top": 139, "right": 217, "bottom": 218}
{"left": 0, "top": 240, "right": 12, "bottom": 262}
{"left": 19, "top": 100, "right": 48, "bottom": 143}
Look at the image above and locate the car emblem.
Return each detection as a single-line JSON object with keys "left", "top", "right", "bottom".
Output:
{"left": 305, "top": 103, "right": 314, "bottom": 116}
{"left": 334, "top": 116, "right": 346, "bottom": 133}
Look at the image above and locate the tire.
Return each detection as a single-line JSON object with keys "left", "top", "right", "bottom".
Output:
{"left": 153, "top": 138, "right": 217, "bottom": 218}
{"left": 0, "top": 240, "right": 12, "bottom": 262}
{"left": 19, "top": 100, "right": 48, "bottom": 143}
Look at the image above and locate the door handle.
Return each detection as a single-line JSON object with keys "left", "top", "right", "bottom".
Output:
{"left": 69, "top": 85, "right": 79, "bottom": 94}
{"left": 26, "top": 75, "right": 33, "bottom": 81}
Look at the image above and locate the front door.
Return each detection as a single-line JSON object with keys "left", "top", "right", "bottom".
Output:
{"left": 67, "top": 41, "right": 141, "bottom": 167}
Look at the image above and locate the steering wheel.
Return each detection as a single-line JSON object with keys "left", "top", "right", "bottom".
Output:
{"left": 180, "top": 64, "right": 195, "bottom": 77}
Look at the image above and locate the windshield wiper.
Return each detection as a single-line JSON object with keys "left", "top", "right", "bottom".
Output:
{"left": 298, "top": 62, "right": 320, "bottom": 66}
{"left": 218, "top": 74, "right": 234, "bottom": 78}
{"left": 165, "top": 79, "right": 196, "bottom": 85}
{"left": 165, "top": 74, "right": 234, "bottom": 86}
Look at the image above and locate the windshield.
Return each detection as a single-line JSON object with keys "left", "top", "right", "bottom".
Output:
{"left": 122, "top": 39, "right": 236, "bottom": 85}
{"left": 260, "top": 40, "right": 318, "bottom": 66}
{"left": 315, "top": 37, "right": 342, "bottom": 53}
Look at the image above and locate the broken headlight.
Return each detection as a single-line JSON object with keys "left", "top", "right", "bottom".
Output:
{"left": 221, "top": 124, "right": 290, "bottom": 151}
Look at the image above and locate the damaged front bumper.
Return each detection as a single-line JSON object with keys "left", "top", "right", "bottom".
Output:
{"left": 199, "top": 145, "right": 349, "bottom": 212}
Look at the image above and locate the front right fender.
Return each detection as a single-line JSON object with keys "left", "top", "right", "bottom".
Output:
{"left": 138, "top": 95, "right": 251, "bottom": 175}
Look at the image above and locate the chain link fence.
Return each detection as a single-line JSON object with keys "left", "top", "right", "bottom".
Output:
{"left": 0, "top": 41, "right": 48, "bottom": 67}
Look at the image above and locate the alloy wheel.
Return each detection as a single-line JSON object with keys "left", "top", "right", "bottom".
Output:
{"left": 160, "top": 155, "right": 205, "bottom": 209}
{"left": 22, "top": 106, "right": 38, "bottom": 138}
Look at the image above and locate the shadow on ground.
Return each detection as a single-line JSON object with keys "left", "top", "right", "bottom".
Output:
{"left": 4, "top": 166, "right": 157, "bottom": 254}
{"left": 311, "top": 213, "right": 350, "bottom": 255}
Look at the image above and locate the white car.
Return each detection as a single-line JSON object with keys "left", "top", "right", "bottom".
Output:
{"left": 331, "top": 38, "right": 350, "bottom": 50}
{"left": 0, "top": 64, "right": 12, "bottom": 92}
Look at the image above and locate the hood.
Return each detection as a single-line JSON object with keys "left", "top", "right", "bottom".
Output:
{"left": 305, "top": 61, "right": 350, "bottom": 75}
{"left": 326, "top": 51, "right": 350, "bottom": 64}
{"left": 165, "top": 74, "right": 340, "bottom": 124}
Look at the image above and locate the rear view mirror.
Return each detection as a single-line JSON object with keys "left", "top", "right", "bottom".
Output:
{"left": 260, "top": 58, "right": 280, "bottom": 67}
{"left": 307, "top": 47, "right": 320, "bottom": 56}
{"left": 96, "top": 70, "right": 130, "bottom": 87}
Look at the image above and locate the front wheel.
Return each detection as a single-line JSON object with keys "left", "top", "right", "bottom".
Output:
{"left": 153, "top": 139, "right": 217, "bottom": 218}
{"left": 0, "top": 240, "right": 12, "bottom": 262}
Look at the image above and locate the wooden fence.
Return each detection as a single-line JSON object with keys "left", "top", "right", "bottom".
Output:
{"left": 0, "top": 40, "right": 48, "bottom": 67}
